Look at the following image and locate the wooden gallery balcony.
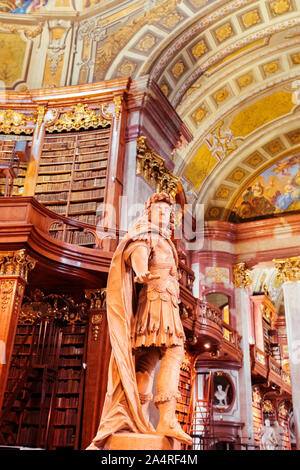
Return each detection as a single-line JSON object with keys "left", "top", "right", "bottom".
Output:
{"left": 250, "top": 345, "right": 291, "bottom": 394}
{"left": 179, "top": 274, "right": 242, "bottom": 365}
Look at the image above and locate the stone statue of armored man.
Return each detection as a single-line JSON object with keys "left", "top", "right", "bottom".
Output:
{"left": 86, "top": 192, "right": 193, "bottom": 449}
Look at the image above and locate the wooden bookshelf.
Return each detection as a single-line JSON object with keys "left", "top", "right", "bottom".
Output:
{"left": 176, "top": 368, "right": 191, "bottom": 428}
{"left": 3, "top": 321, "right": 87, "bottom": 450}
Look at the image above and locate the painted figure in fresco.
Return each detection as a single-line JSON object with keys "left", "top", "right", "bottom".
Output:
{"left": 235, "top": 182, "right": 275, "bottom": 219}
{"left": 259, "top": 419, "right": 277, "bottom": 450}
{"left": 11, "top": 0, "right": 47, "bottom": 13}
{"left": 86, "top": 192, "right": 193, "bottom": 449}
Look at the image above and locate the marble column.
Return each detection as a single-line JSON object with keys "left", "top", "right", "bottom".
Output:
{"left": 274, "top": 256, "right": 300, "bottom": 449}
{"left": 233, "top": 263, "right": 255, "bottom": 446}
{"left": 0, "top": 249, "right": 36, "bottom": 411}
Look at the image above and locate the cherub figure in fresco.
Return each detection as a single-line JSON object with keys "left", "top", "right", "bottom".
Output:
{"left": 235, "top": 182, "right": 274, "bottom": 219}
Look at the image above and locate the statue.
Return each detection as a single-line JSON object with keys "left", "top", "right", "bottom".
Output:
{"left": 86, "top": 193, "right": 193, "bottom": 449}
{"left": 259, "top": 419, "right": 277, "bottom": 450}
{"left": 273, "top": 421, "right": 286, "bottom": 450}
{"left": 214, "top": 384, "right": 230, "bottom": 407}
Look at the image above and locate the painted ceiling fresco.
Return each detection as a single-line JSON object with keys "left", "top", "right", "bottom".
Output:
{"left": 0, "top": 0, "right": 48, "bottom": 13}
{"left": 230, "top": 153, "right": 300, "bottom": 222}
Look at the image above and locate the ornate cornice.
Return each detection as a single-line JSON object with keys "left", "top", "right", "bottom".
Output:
{"left": 274, "top": 256, "right": 300, "bottom": 283}
{"left": 136, "top": 135, "right": 179, "bottom": 197}
{"left": 0, "top": 249, "right": 36, "bottom": 282}
{"left": 46, "top": 103, "right": 111, "bottom": 133}
{"left": 233, "top": 262, "right": 251, "bottom": 288}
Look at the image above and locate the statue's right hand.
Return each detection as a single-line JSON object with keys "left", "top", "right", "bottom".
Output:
{"left": 134, "top": 271, "right": 160, "bottom": 283}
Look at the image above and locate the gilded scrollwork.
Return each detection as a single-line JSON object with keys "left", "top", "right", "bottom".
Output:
{"left": 0, "top": 109, "right": 35, "bottom": 135}
{"left": 46, "top": 103, "right": 111, "bottom": 133}
{"left": 274, "top": 256, "right": 300, "bottom": 283}
{"left": 136, "top": 136, "right": 179, "bottom": 197}
{"left": 0, "top": 249, "right": 37, "bottom": 283}
{"left": 233, "top": 262, "right": 252, "bottom": 288}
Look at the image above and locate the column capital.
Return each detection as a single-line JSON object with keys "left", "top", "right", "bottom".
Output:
{"left": 233, "top": 262, "right": 252, "bottom": 288}
{"left": 0, "top": 249, "right": 37, "bottom": 282}
{"left": 274, "top": 256, "right": 300, "bottom": 283}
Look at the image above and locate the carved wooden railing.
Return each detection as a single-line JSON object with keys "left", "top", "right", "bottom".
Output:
{"left": 250, "top": 345, "right": 291, "bottom": 392}
{"left": 221, "top": 320, "right": 242, "bottom": 353}
{"left": 178, "top": 260, "right": 195, "bottom": 292}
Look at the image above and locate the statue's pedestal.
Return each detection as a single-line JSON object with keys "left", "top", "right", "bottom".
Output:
{"left": 103, "top": 433, "right": 181, "bottom": 450}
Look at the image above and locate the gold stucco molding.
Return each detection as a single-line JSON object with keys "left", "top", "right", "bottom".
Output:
{"left": 274, "top": 256, "right": 300, "bottom": 283}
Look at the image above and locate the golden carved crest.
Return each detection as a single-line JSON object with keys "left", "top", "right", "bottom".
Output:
{"left": 136, "top": 136, "right": 179, "bottom": 198}
{"left": 0, "top": 109, "right": 34, "bottom": 135}
{"left": 46, "top": 103, "right": 111, "bottom": 133}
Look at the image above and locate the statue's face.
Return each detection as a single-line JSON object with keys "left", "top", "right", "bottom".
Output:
{"left": 150, "top": 201, "right": 172, "bottom": 230}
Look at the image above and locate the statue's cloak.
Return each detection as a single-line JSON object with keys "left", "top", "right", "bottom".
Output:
{"left": 91, "top": 218, "right": 178, "bottom": 448}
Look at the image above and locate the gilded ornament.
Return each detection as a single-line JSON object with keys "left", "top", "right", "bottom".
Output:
{"left": 0, "top": 249, "right": 36, "bottom": 282}
{"left": 288, "top": 131, "right": 300, "bottom": 144}
{"left": 292, "top": 53, "right": 300, "bottom": 64}
{"left": 46, "top": 103, "right": 111, "bottom": 133}
{"left": 93, "top": 0, "right": 180, "bottom": 81}
{"left": 172, "top": 61, "right": 185, "bottom": 78}
{"left": 192, "top": 106, "right": 207, "bottom": 122}
{"left": 215, "top": 89, "right": 229, "bottom": 102}
{"left": 192, "top": 40, "right": 207, "bottom": 57}
{"left": 113, "top": 96, "right": 123, "bottom": 121}
{"left": 270, "top": 0, "right": 290, "bottom": 15}
{"left": 263, "top": 399, "right": 274, "bottom": 414}
{"left": 242, "top": 10, "right": 260, "bottom": 27}
{"left": 233, "top": 262, "right": 252, "bottom": 288}
{"left": 138, "top": 34, "right": 156, "bottom": 51}
{"left": 264, "top": 61, "right": 279, "bottom": 74}
{"left": 162, "top": 13, "right": 181, "bottom": 28}
{"left": 237, "top": 73, "right": 253, "bottom": 88}
{"left": 215, "top": 186, "right": 231, "bottom": 200}
{"left": 119, "top": 61, "right": 137, "bottom": 77}
{"left": 136, "top": 136, "right": 179, "bottom": 196}
{"left": 160, "top": 84, "right": 169, "bottom": 96}
{"left": 231, "top": 169, "right": 246, "bottom": 181}
{"left": 274, "top": 256, "right": 300, "bottom": 283}
{"left": 208, "top": 207, "right": 220, "bottom": 218}
{"left": 215, "top": 24, "right": 232, "bottom": 41}
{"left": 0, "top": 22, "right": 43, "bottom": 39}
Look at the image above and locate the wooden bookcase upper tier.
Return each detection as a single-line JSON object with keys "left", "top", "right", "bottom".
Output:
{"left": 35, "top": 128, "right": 111, "bottom": 225}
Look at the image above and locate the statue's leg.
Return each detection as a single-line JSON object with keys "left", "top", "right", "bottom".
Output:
{"left": 135, "top": 347, "right": 160, "bottom": 423}
{"left": 154, "top": 345, "right": 193, "bottom": 445}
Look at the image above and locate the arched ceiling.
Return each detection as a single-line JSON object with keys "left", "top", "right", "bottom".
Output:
{"left": 1, "top": 0, "right": 300, "bottom": 222}
{"left": 99, "top": 0, "right": 300, "bottom": 221}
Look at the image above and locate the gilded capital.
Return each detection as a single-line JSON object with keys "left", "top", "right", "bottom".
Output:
{"left": 0, "top": 249, "right": 37, "bottom": 282}
{"left": 233, "top": 262, "right": 252, "bottom": 288}
{"left": 85, "top": 288, "right": 107, "bottom": 310}
{"left": 274, "top": 256, "right": 300, "bottom": 283}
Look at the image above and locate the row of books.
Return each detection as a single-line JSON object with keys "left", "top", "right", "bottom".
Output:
{"left": 70, "top": 188, "right": 105, "bottom": 201}
{"left": 39, "top": 163, "right": 73, "bottom": 172}
{"left": 72, "top": 178, "right": 105, "bottom": 191}
{"left": 40, "top": 155, "right": 74, "bottom": 163}
{"left": 76, "top": 152, "right": 108, "bottom": 162}
{"left": 57, "top": 380, "right": 81, "bottom": 394}
{"left": 53, "top": 408, "right": 78, "bottom": 426}
{"left": 60, "top": 346, "right": 84, "bottom": 355}
{"left": 56, "top": 396, "right": 79, "bottom": 408}
{"left": 22, "top": 409, "right": 49, "bottom": 425}
{"left": 68, "top": 231, "right": 96, "bottom": 245}
{"left": 38, "top": 192, "right": 68, "bottom": 203}
{"left": 45, "top": 204, "right": 66, "bottom": 214}
{"left": 61, "top": 334, "right": 85, "bottom": 345}
{"left": 74, "top": 160, "right": 107, "bottom": 171}
{"left": 68, "top": 201, "right": 98, "bottom": 214}
{"left": 176, "top": 403, "right": 189, "bottom": 413}
{"left": 36, "top": 182, "right": 70, "bottom": 192}
{"left": 72, "top": 214, "right": 97, "bottom": 224}
{"left": 52, "top": 427, "right": 75, "bottom": 446}
{"left": 58, "top": 368, "right": 82, "bottom": 379}
{"left": 62, "top": 325, "right": 86, "bottom": 334}
{"left": 59, "top": 357, "right": 83, "bottom": 367}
